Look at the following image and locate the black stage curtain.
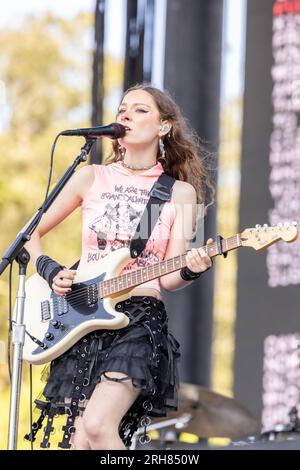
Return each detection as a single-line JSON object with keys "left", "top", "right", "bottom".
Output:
{"left": 163, "top": 0, "right": 223, "bottom": 387}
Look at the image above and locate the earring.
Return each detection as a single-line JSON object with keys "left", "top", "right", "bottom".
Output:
{"left": 159, "top": 138, "right": 166, "bottom": 160}
{"left": 118, "top": 144, "right": 126, "bottom": 159}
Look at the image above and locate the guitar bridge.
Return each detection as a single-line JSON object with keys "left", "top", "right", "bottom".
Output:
{"left": 41, "top": 300, "right": 51, "bottom": 322}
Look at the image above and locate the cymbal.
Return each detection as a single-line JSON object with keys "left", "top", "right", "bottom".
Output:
{"left": 159, "top": 383, "right": 259, "bottom": 438}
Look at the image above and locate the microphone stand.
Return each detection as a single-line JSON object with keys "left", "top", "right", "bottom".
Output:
{"left": 1, "top": 138, "right": 95, "bottom": 450}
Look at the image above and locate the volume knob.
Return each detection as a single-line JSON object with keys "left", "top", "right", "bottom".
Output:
{"left": 45, "top": 332, "right": 54, "bottom": 341}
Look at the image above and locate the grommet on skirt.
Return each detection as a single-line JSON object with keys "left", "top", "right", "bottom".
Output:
{"left": 25, "top": 296, "right": 180, "bottom": 449}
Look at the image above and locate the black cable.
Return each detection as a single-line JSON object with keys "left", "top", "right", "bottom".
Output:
{"left": 7, "top": 133, "right": 61, "bottom": 383}
{"left": 24, "top": 134, "right": 62, "bottom": 450}
{"left": 28, "top": 133, "right": 61, "bottom": 237}
{"left": 7, "top": 262, "right": 13, "bottom": 382}
{"left": 6, "top": 132, "right": 62, "bottom": 443}
{"left": 29, "top": 364, "right": 33, "bottom": 450}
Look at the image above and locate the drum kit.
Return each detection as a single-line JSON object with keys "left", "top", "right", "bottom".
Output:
{"left": 133, "top": 382, "right": 260, "bottom": 450}
{"left": 132, "top": 383, "right": 300, "bottom": 450}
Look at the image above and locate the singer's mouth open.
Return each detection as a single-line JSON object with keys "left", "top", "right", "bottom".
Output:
{"left": 124, "top": 126, "right": 131, "bottom": 131}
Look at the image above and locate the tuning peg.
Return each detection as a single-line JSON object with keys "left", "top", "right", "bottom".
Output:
{"left": 255, "top": 224, "right": 262, "bottom": 230}
{"left": 292, "top": 221, "right": 298, "bottom": 226}
{"left": 277, "top": 222, "right": 283, "bottom": 228}
{"left": 263, "top": 224, "right": 269, "bottom": 230}
{"left": 284, "top": 222, "right": 291, "bottom": 227}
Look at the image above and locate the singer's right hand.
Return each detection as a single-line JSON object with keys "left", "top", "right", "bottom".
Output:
{"left": 52, "top": 269, "right": 76, "bottom": 296}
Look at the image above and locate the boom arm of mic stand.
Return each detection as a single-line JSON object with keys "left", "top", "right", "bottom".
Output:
{"left": 3, "top": 137, "right": 95, "bottom": 450}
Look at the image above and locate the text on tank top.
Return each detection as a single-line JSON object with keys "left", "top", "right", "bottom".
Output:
{"left": 78, "top": 161, "right": 176, "bottom": 292}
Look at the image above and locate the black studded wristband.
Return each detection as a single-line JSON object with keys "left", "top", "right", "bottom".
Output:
{"left": 36, "top": 255, "right": 65, "bottom": 289}
{"left": 180, "top": 266, "right": 202, "bottom": 282}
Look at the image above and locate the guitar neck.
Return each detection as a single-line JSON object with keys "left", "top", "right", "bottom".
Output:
{"left": 99, "top": 234, "right": 242, "bottom": 298}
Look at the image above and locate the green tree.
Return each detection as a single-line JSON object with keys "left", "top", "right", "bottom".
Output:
{"left": 0, "top": 11, "right": 93, "bottom": 449}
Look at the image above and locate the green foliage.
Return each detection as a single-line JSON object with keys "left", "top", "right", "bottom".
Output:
{"left": 0, "top": 11, "right": 93, "bottom": 449}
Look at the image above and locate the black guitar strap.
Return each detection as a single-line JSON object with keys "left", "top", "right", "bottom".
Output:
{"left": 70, "top": 172, "right": 176, "bottom": 268}
{"left": 129, "top": 173, "right": 175, "bottom": 259}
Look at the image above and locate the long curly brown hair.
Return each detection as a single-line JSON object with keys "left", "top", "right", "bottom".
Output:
{"left": 104, "top": 84, "right": 215, "bottom": 209}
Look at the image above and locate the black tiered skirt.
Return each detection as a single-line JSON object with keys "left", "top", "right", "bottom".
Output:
{"left": 26, "top": 296, "right": 180, "bottom": 449}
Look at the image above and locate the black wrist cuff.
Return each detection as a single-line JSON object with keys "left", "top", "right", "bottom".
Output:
{"left": 180, "top": 266, "right": 202, "bottom": 282}
{"left": 36, "top": 255, "right": 65, "bottom": 289}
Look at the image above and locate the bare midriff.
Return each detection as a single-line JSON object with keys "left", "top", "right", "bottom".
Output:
{"left": 129, "top": 287, "right": 162, "bottom": 300}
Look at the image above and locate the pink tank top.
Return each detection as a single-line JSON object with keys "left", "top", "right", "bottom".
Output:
{"left": 78, "top": 161, "right": 176, "bottom": 292}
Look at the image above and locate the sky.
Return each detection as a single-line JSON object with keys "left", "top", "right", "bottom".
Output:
{"left": 0, "top": 0, "right": 94, "bottom": 26}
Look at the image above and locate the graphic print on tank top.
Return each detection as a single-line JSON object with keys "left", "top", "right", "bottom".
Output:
{"left": 87, "top": 199, "right": 165, "bottom": 270}
{"left": 79, "top": 162, "right": 176, "bottom": 290}
{"left": 88, "top": 202, "right": 143, "bottom": 252}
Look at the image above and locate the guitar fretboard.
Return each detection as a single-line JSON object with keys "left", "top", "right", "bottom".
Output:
{"left": 99, "top": 234, "right": 242, "bottom": 298}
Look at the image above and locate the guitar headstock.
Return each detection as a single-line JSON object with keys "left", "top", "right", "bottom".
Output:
{"left": 240, "top": 222, "right": 298, "bottom": 251}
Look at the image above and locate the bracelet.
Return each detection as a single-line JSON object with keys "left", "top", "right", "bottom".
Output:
{"left": 36, "top": 255, "right": 65, "bottom": 289}
{"left": 180, "top": 266, "right": 202, "bottom": 282}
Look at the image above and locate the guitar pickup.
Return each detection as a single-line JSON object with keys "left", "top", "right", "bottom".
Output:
{"left": 41, "top": 300, "right": 51, "bottom": 322}
{"left": 57, "top": 296, "right": 68, "bottom": 316}
{"left": 87, "top": 284, "right": 98, "bottom": 307}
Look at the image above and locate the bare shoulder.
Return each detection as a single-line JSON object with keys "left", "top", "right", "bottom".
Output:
{"left": 172, "top": 180, "right": 197, "bottom": 204}
{"left": 73, "top": 164, "right": 96, "bottom": 199}
{"left": 75, "top": 164, "right": 95, "bottom": 181}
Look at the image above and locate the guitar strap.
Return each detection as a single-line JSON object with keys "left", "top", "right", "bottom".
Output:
{"left": 129, "top": 172, "right": 176, "bottom": 259}
{"left": 70, "top": 172, "right": 176, "bottom": 269}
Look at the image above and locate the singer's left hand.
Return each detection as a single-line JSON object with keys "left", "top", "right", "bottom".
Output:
{"left": 185, "top": 238, "right": 214, "bottom": 274}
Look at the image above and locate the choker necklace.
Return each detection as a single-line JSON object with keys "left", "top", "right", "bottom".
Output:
{"left": 121, "top": 160, "right": 157, "bottom": 171}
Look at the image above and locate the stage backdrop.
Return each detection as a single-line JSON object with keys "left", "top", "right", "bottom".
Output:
{"left": 163, "top": 0, "right": 223, "bottom": 387}
{"left": 234, "top": 0, "right": 300, "bottom": 430}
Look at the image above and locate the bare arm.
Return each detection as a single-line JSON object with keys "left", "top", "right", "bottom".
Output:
{"left": 159, "top": 180, "right": 212, "bottom": 292}
{"left": 23, "top": 165, "right": 94, "bottom": 265}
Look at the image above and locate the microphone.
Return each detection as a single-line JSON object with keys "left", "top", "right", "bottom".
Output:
{"left": 61, "top": 123, "right": 126, "bottom": 139}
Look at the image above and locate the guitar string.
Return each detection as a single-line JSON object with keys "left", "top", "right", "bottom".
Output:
{"left": 61, "top": 254, "right": 190, "bottom": 302}
{"left": 51, "top": 230, "right": 283, "bottom": 304}
{"left": 50, "top": 239, "right": 242, "bottom": 311}
{"left": 51, "top": 231, "right": 284, "bottom": 309}
{"left": 62, "top": 269, "right": 161, "bottom": 302}
{"left": 50, "top": 231, "right": 291, "bottom": 309}
{"left": 64, "top": 259, "right": 186, "bottom": 303}
{"left": 54, "top": 239, "right": 236, "bottom": 304}
{"left": 64, "top": 278, "right": 152, "bottom": 304}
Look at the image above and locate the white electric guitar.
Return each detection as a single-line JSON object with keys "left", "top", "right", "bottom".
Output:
{"left": 19, "top": 223, "right": 297, "bottom": 365}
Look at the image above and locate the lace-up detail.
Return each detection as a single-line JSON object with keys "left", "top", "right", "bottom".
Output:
{"left": 25, "top": 296, "right": 180, "bottom": 449}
